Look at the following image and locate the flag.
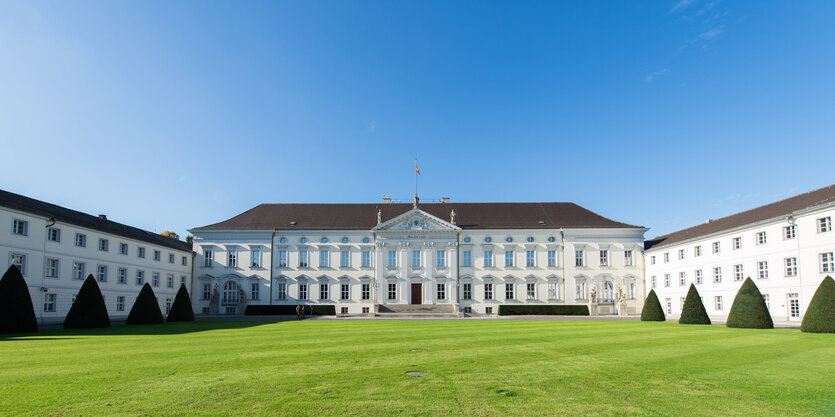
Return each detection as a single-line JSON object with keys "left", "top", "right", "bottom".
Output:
{"left": 415, "top": 162, "right": 421, "bottom": 175}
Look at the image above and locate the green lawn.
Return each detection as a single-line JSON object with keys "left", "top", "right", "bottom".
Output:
{"left": 1, "top": 320, "right": 833, "bottom": 416}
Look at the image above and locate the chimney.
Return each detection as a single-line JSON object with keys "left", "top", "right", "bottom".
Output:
{"left": 382, "top": 197, "right": 392, "bottom": 204}
{"left": 98, "top": 214, "right": 107, "bottom": 220}
{"left": 441, "top": 197, "right": 450, "bottom": 204}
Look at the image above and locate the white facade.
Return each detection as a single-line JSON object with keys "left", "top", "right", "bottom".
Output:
{"left": 190, "top": 208, "right": 647, "bottom": 315}
{"left": 645, "top": 203, "right": 835, "bottom": 322}
{"left": 1, "top": 205, "right": 193, "bottom": 323}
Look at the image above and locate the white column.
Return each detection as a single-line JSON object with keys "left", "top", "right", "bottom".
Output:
{"left": 375, "top": 242, "right": 385, "bottom": 304}
{"left": 449, "top": 241, "right": 458, "bottom": 305}
{"left": 425, "top": 242, "right": 434, "bottom": 304}
{"left": 400, "top": 242, "right": 409, "bottom": 304}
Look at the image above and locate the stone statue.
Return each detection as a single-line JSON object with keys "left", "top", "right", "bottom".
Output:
{"left": 450, "top": 209, "right": 456, "bottom": 225}
{"left": 589, "top": 288, "right": 597, "bottom": 303}
{"left": 377, "top": 209, "right": 382, "bottom": 224}
{"left": 617, "top": 288, "right": 626, "bottom": 304}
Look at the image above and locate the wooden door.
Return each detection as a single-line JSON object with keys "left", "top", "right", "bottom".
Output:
{"left": 411, "top": 283, "right": 422, "bottom": 304}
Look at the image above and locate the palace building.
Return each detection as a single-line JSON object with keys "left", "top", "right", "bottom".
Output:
{"left": 189, "top": 197, "right": 648, "bottom": 316}
{"left": 645, "top": 184, "right": 835, "bottom": 322}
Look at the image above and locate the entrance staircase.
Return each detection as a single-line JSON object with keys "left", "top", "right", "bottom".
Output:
{"left": 376, "top": 304, "right": 460, "bottom": 319}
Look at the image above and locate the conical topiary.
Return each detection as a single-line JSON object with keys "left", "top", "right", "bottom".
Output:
{"left": 679, "top": 284, "right": 711, "bottom": 325}
{"left": 726, "top": 277, "right": 773, "bottom": 329}
{"left": 0, "top": 265, "right": 38, "bottom": 334}
{"left": 126, "top": 283, "right": 163, "bottom": 325}
{"left": 641, "top": 289, "right": 666, "bottom": 321}
{"left": 64, "top": 275, "right": 110, "bottom": 329}
{"left": 801, "top": 276, "right": 835, "bottom": 333}
{"left": 167, "top": 284, "right": 195, "bottom": 322}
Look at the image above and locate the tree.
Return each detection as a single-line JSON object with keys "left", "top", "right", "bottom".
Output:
{"left": 679, "top": 284, "right": 711, "bottom": 325}
{"left": 126, "top": 283, "right": 163, "bottom": 325}
{"left": 64, "top": 275, "right": 110, "bottom": 329}
{"left": 726, "top": 277, "right": 773, "bottom": 329}
{"left": 801, "top": 276, "right": 835, "bottom": 333}
{"left": 0, "top": 265, "right": 38, "bottom": 334}
{"left": 167, "top": 284, "right": 195, "bottom": 322}
{"left": 641, "top": 289, "right": 666, "bottom": 321}
{"left": 160, "top": 230, "right": 180, "bottom": 240}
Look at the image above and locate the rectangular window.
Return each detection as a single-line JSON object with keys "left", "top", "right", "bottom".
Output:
{"left": 504, "top": 250, "right": 514, "bottom": 267}
{"left": 361, "top": 250, "right": 371, "bottom": 267}
{"left": 680, "top": 297, "right": 686, "bottom": 310}
{"left": 119, "top": 242, "right": 128, "bottom": 255}
{"left": 75, "top": 233, "right": 87, "bottom": 247}
{"left": 785, "top": 257, "right": 797, "bottom": 277}
{"left": 251, "top": 248, "right": 262, "bottom": 267}
{"left": 575, "top": 281, "right": 586, "bottom": 300}
{"left": 650, "top": 255, "right": 656, "bottom": 265}
{"left": 299, "top": 283, "right": 308, "bottom": 300}
{"left": 713, "top": 267, "right": 722, "bottom": 283}
{"left": 712, "top": 241, "right": 720, "bottom": 253}
{"left": 505, "top": 283, "right": 514, "bottom": 300}
{"left": 387, "top": 283, "right": 396, "bottom": 300}
{"left": 762, "top": 293, "right": 770, "bottom": 310}
{"left": 732, "top": 237, "right": 741, "bottom": 250}
{"left": 319, "top": 250, "right": 330, "bottom": 268}
{"left": 695, "top": 269, "right": 703, "bottom": 285}
{"left": 276, "top": 283, "right": 287, "bottom": 300}
{"left": 694, "top": 245, "right": 702, "bottom": 257}
{"left": 411, "top": 250, "right": 421, "bottom": 267}
{"left": 47, "top": 227, "right": 60, "bottom": 242}
{"left": 437, "top": 283, "right": 446, "bottom": 300}
{"left": 299, "top": 250, "right": 309, "bottom": 267}
{"left": 462, "top": 250, "right": 472, "bottom": 267}
{"left": 97, "top": 265, "right": 107, "bottom": 282}
{"left": 10, "top": 253, "right": 26, "bottom": 275}
{"left": 818, "top": 217, "right": 832, "bottom": 233}
{"left": 181, "top": 256, "right": 188, "bottom": 266}
{"left": 628, "top": 283, "right": 636, "bottom": 299}
{"left": 118, "top": 267, "right": 127, "bottom": 284}
{"left": 152, "top": 272, "right": 160, "bottom": 287}
{"left": 484, "top": 283, "right": 493, "bottom": 300}
{"left": 278, "top": 250, "right": 288, "bottom": 267}
{"left": 600, "top": 250, "right": 609, "bottom": 266}
{"left": 116, "top": 296, "right": 125, "bottom": 311}
{"left": 361, "top": 283, "right": 370, "bottom": 300}
{"left": 154, "top": 250, "right": 161, "bottom": 261}
{"left": 820, "top": 252, "right": 835, "bottom": 273}
{"left": 678, "top": 249, "right": 685, "bottom": 260}
{"left": 757, "top": 261, "right": 768, "bottom": 279}
{"left": 203, "top": 250, "right": 213, "bottom": 266}
{"left": 462, "top": 283, "right": 472, "bottom": 300}
{"left": 679, "top": 272, "right": 686, "bottom": 286}
{"left": 251, "top": 283, "right": 260, "bottom": 300}
{"left": 227, "top": 249, "right": 237, "bottom": 267}
{"left": 526, "top": 250, "right": 535, "bottom": 267}
{"left": 784, "top": 225, "right": 796, "bottom": 240}
{"left": 484, "top": 250, "right": 494, "bottom": 267}
{"left": 548, "top": 281, "right": 558, "bottom": 299}
{"left": 98, "top": 238, "right": 109, "bottom": 252}
{"left": 715, "top": 296, "right": 723, "bottom": 311}
{"left": 12, "top": 218, "right": 28, "bottom": 236}
{"left": 664, "top": 274, "right": 670, "bottom": 287}
{"left": 340, "top": 283, "right": 349, "bottom": 300}
{"left": 651, "top": 276, "right": 656, "bottom": 288}
{"left": 168, "top": 253, "right": 175, "bottom": 264}
{"left": 665, "top": 298, "right": 672, "bottom": 315}
{"left": 340, "top": 250, "right": 350, "bottom": 267}
{"left": 485, "top": 307, "right": 493, "bottom": 314}
{"left": 436, "top": 250, "right": 446, "bottom": 267}
{"left": 44, "top": 293, "right": 56, "bottom": 312}
{"left": 136, "top": 270, "right": 144, "bottom": 285}
{"left": 756, "top": 231, "right": 766, "bottom": 245}
{"left": 547, "top": 250, "right": 557, "bottom": 267}
{"left": 180, "top": 275, "right": 186, "bottom": 286}
{"left": 137, "top": 247, "right": 145, "bottom": 258}
{"left": 527, "top": 283, "right": 536, "bottom": 299}
{"left": 167, "top": 274, "right": 174, "bottom": 288}
{"left": 624, "top": 250, "right": 633, "bottom": 266}
{"left": 575, "top": 250, "right": 584, "bottom": 267}
{"left": 72, "top": 261, "right": 85, "bottom": 280}
{"left": 663, "top": 252, "right": 669, "bottom": 263}
{"left": 734, "top": 264, "right": 744, "bottom": 281}
{"left": 165, "top": 298, "right": 172, "bottom": 315}
{"left": 387, "top": 250, "right": 397, "bottom": 267}
{"left": 46, "top": 258, "right": 59, "bottom": 278}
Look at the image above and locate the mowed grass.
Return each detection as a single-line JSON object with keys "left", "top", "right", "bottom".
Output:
{"left": 1, "top": 320, "right": 834, "bottom": 416}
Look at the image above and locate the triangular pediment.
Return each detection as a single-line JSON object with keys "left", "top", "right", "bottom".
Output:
{"left": 373, "top": 208, "right": 461, "bottom": 232}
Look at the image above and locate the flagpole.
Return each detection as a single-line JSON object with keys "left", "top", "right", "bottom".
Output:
{"left": 414, "top": 158, "right": 418, "bottom": 198}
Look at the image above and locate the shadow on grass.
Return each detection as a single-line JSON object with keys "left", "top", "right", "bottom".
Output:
{"left": 0, "top": 320, "right": 275, "bottom": 341}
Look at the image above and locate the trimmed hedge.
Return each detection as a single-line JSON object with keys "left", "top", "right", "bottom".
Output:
{"left": 126, "top": 283, "right": 164, "bottom": 325}
{"left": 727, "top": 277, "right": 773, "bottom": 329}
{"left": 64, "top": 275, "right": 110, "bottom": 329}
{"left": 0, "top": 265, "right": 38, "bottom": 334}
{"left": 497, "top": 305, "right": 589, "bottom": 316}
{"left": 167, "top": 284, "right": 195, "bottom": 322}
{"left": 679, "top": 284, "right": 710, "bottom": 325}
{"left": 801, "top": 275, "right": 835, "bottom": 333}
{"left": 245, "top": 305, "right": 336, "bottom": 316}
{"left": 641, "top": 289, "right": 666, "bottom": 321}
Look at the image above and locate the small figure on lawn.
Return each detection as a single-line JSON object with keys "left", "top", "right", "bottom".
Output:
{"left": 296, "top": 304, "right": 302, "bottom": 320}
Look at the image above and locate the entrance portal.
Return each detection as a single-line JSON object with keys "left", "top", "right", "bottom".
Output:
{"left": 411, "top": 283, "right": 422, "bottom": 304}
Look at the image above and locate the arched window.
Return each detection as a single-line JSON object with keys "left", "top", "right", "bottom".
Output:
{"left": 222, "top": 281, "right": 241, "bottom": 305}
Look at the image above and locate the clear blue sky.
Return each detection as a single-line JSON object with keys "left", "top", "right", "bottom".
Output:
{"left": 1, "top": 1, "right": 833, "bottom": 240}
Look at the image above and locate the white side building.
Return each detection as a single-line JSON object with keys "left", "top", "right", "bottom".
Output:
{"left": 0, "top": 189, "right": 194, "bottom": 323}
{"left": 189, "top": 197, "right": 647, "bottom": 316}
{"left": 644, "top": 184, "right": 835, "bottom": 322}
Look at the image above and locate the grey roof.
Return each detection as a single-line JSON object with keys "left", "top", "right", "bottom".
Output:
{"left": 645, "top": 184, "right": 835, "bottom": 250}
{"left": 194, "top": 202, "right": 643, "bottom": 231}
{"left": 0, "top": 189, "right": 192, "bottom": 252}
